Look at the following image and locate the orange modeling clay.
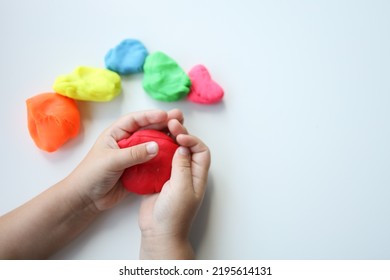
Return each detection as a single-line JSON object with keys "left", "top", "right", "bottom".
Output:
{"left": 26, "top": 93, "right": 81, "bottom": 152}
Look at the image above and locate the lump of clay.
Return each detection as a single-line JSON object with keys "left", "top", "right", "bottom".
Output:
{"left": 26, "top": 93, "right": 80, "bottom": 152}
{"left": 187, "top": 64, "right": 224, "bottom": 104}
{"left": 117, "top": 130, "right": 179, "bottom": 194}
{"left": 105, "top": 38, "right": 148, "bottom": 75}
{"left": 53, "top": 66, "right": 121, "bottom": 102}
{"left": 143, "top": 51, "right": 191, "bottom": 102}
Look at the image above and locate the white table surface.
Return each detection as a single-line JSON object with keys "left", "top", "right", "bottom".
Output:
{"left": 1, "top": 0, "right": 390, "bottom": 259}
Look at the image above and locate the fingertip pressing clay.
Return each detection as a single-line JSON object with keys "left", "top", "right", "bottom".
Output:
{"left": 117, "top": 130, "right": 179, "bottom": 194}
{"left": 105, "top": 38, "right": 148, "bottom": 75}
{"left": 26, "top": 93, "right": 80, "bottom": 152}
{"left": 187, "top": 64, "right": 224, "bottom": 104}
{"left": 143, "top": 51, "right": 191, "bottom": 102}
{"left": 53, "top": 66, "right": 121, "bottom": 102}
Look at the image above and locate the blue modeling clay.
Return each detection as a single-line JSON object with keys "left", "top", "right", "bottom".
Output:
{"left": 105, "top": 39, "right": 148, "bottom": 75}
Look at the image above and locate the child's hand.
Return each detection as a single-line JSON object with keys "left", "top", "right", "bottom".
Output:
{"left": 66, "top": 109, "right": 184, "bottom": 213}
{"left": 0, "top": 109, "right": 192, "bottom": 259}
{"left": 138, "top": 119, "right": 211, "bottom": 259}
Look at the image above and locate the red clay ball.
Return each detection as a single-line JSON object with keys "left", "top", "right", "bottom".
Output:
{"left": 117, "top": 130, "right": 179, "bottom": 194}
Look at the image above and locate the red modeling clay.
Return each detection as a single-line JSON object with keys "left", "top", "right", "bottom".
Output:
{"left": 117, "top": 130, "right": 179, "bottom": 194}
{"left": 187, "top": 64, "right": 224, "bottom": 104}
{"left": 26, "top": 93, "right": 80, "bottom": 152}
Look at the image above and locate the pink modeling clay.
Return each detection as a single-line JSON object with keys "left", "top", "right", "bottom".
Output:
{"left": 187, "top": 64, "right": 224, "bottom": 104}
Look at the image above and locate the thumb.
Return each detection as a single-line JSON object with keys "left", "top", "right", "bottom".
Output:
{"left": 169, "top": 146, "right": 193, "bottom": 190}
{"left": 113, "top": 141, "right": 158, "bottom": 170}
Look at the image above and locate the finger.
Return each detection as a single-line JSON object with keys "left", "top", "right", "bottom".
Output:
{"left": 111, "top": 141, "right": 158, "bottom": 170}
{"left": 108, "top": 110, "right": 168, "bottom": 141}
{"left": 168, "top": 119, "right": 189, "bottom": 138}
{"left": 145, "top": 109, "right": 185, "bottom": 134}
{"left": 176, "top": 134, "right": 211, "bottom": 195}
{"left": 176, "top": 134, "right": 210, "bottom": 158}
{"left": 167, "top": 108, "right": 184, "bottom": 124}
{"left": 169, "top": 146, "right": 193, "bottom": 192}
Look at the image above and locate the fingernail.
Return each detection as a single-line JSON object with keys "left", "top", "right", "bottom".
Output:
{"left": 178, "top": 146, "right": 190, "bottom": 156}
{"left": 146, "top": 142, "right": 158, "bottom": 155}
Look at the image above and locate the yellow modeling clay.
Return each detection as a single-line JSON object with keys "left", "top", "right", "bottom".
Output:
{"left": 53, "top": 66, "right": 121, "bottom": 102}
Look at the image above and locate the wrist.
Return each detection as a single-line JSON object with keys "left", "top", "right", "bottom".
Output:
{"left": 60, "top": 175, "right": 101, "bottom": 219}
{"left": 140, "top": 232, "right": 194, "bottom": 260}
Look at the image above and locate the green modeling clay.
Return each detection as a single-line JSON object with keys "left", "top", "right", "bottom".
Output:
{"left": 53, "top": 66, "right": 121, "bottom": 102}
{"left": 142, "top": 51, "right": 191, "bottom": 102}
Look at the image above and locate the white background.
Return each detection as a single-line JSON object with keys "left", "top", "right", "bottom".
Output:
{"left": 0, "top": 0, "right": 389, "bottom": 259}
{"left": 2, "top": 260, "right": 390, "bottom": 280}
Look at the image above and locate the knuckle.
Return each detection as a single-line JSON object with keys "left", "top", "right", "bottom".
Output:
{"left": 179, "top": 158, "right": 192, "bottom": 169}
{"left": 129, "top": 146, "right": 145, "bottom": 162}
